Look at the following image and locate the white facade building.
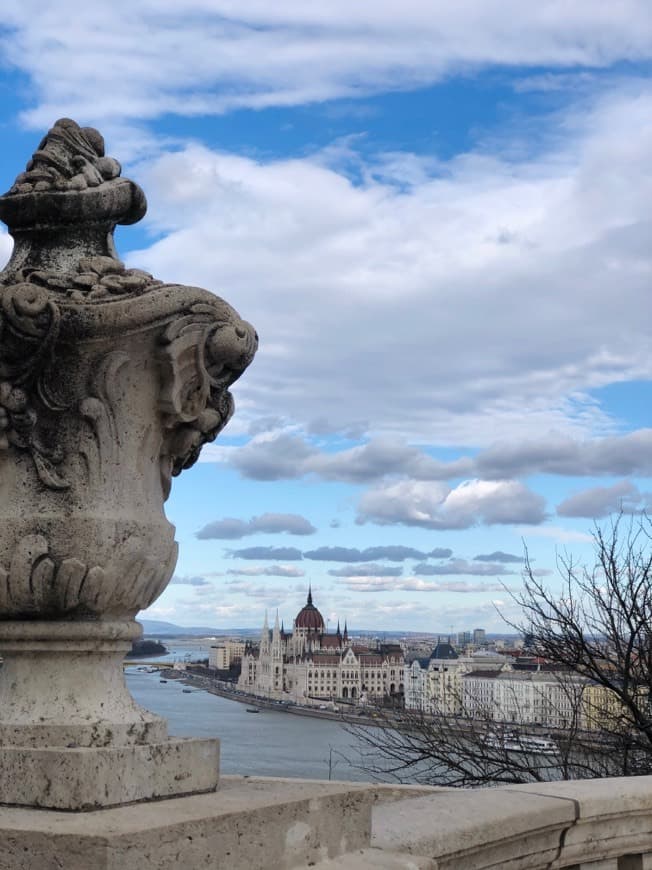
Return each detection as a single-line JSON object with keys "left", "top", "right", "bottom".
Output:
{"left": 238, "top": 589, "right": 404, "bottom": 705}
{"left": 405, "top": 642, "right": 511, "bottom": 714}
{"left": 462, "top": 669, "right": 587, "bottom": 728}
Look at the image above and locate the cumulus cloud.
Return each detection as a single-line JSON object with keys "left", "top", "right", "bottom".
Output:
{"left": 229, "top": 434, "right": 317, "bottom": 481}
{"left": 556, "top": 479, "right": 651, "bottom": 518}
{"left": 357, "top": 479, "right": 547, "bottom": 529}
{"left": 2, "top": 9, "right": 651, "bottom": 454}
{"left": 303, "top": 545, "right": 430, "bottom": 562}
{"left": 247, "top": 416, "right": 287, "bottom": 436}
{"left": 4, "top": 3, "right": 651, "bottom": 129}
{"left": 127, "top": 83, "right": 652, "bottom": 445}
{"left": 228, "top": 435, "right": 457, "bottom": 483}
{"left": 328, "top": 563, "right": 403, "bottom": 577}
{"left": 414, "top": 559, "right": 516, "bottom": 576}
{"left": 196, "top": 512, "right": 316, "bottom": 539}
{"left": 223, "top": 428, "right": 652, "bottom": 485}
{"left": 227, "top": 546, "right": 303, "bottom": 560}
{"left": 474, "top": 550, "right": 524, "bottom": 563}
{"left": 475, "top": 430, "right": 652, "bottom": 479}
{"left": 0, "top": 233, "right": 11, "bottom": 267}
{"left": 304, "top": 439, "right": 455, "bottom": 483}
{"left": 226, "top": 564, "right": 306, "bottom": 577}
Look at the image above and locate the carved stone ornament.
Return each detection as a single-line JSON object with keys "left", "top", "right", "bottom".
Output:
{"left": 0, "top": 119, "right": 257, "bottom": 808}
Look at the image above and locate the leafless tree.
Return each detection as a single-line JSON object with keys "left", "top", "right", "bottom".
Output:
{"left": 344, "top": 515, "right": 652, "bottom": 786}
{"left": 513, "top": 514, "right": 652, "bottom": 772}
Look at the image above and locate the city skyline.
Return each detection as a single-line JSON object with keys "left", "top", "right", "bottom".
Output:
{"left": 0, "top": 5, "right": 650, "bottom": 630}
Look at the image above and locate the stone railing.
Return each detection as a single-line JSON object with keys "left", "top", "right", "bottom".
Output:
{"left": 313, "top": 775, "right": 652, "bottom": 870}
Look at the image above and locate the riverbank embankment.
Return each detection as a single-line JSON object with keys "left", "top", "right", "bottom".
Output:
{"left": 157, "top": 667, "right": 382, "bottom": 725}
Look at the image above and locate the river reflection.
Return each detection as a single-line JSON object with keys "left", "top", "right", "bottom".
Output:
{"left": 127, "top": 668, "right": 384, "bottom": 782}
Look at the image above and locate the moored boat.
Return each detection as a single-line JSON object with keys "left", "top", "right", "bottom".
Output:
{"left": 484, "top": 731, "right": 558, "bottom": 755}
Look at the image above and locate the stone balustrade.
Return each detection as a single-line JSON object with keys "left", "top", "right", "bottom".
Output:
{"left": 317, "top": 775, "right": 652, "bottom": 870}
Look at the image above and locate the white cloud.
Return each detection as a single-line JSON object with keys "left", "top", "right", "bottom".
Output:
{"left": 357, "top": 479, "right": 546, "bottom": 529}
{"left": 121, "top": 83, "right": 652, "bottom": 444}
{"left": 3, "top": 3, "right": 651, "bottom": 129}
{"left": 0, "top": 232, "right": 12, "bottom": 265}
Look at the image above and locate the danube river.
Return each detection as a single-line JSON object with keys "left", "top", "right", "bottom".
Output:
{"left": 126, "top": 666, "right": 385, "bottom": 782}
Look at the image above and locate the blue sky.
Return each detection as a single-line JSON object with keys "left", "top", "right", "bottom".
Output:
{"left": 1, "top": 3, "right": 651, "bottom": 632}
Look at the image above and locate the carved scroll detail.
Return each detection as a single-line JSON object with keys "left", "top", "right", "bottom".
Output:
{"left": 79, "top": 351, "right": 130, "bottom": 487}
{"left": 0, "top": 282, "right": 68, "bottom": 489}
{"left": 158, "top": 301, "right": 257, "bottom": 496}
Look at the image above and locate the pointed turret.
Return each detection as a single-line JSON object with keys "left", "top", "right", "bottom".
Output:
{"left": 259, "top": 610, "right": 270, "bottom": 654}
{"left": 271, "top": 609, "right": 283, "bottom": 676}
{"left": 272, "top": 610, "right": 281, "bottom": 645}
{"left": 307, "top": 583, "right": 313, "bottom": 606}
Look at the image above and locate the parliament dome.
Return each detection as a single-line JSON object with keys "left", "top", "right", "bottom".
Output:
{"left": 295, "top": 587, "right": 325, "bottom": 632}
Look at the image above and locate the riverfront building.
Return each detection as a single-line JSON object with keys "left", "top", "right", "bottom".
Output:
{"left": 405, "top": 640, "right": 629, "bottom": 731}
{"left": 238, "top": 589, "right": 405, "bottom": 705}
{"left": 404, "top": 641, "right": 511, "bottom": 714}
{"left": 209, "top": 639, "right": 246, "bottom": 670}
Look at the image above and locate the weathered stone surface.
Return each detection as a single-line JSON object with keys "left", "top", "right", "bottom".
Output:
{"left": 508, "top": 778, "right": 652, "bottom": 869}
{"left": 310, "top": 848, "right": 437, "bottom": 869}
{"left": 365, "top": 775, "right": 652, "bottom": 870}
{"left": 0, "top": 621, "right": 166, "bottom": 748}
{"left": 372, "top": 787, "right": 576, "bottom": 869}
{"left": 0, "top": 776, "right": 372, "bottom": 869}
{"left": 0, "top": 737, "right": 219, "bottom": 810}
{"left": 0, "top": 118, "right": 257, "bottom": 808}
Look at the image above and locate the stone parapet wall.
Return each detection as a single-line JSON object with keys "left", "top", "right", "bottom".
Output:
{"left": 2, "top": 770, "right": 652, "bottom": 868}
{"left": 359, "top": 774, "right": 652, "bottom": 870}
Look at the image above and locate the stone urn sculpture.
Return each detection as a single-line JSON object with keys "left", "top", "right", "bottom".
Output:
{"left": 0, "top": 119, "right": 257, "bottom": 809}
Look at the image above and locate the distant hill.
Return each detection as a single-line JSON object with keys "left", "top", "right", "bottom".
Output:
{"left": 137, "top": 619, "right": 259, "bottom": 637}
{"left": 137, "top": 618, "right": 519, "bottom": 642}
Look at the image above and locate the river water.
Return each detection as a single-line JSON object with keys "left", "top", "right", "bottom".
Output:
{"left": 126, "top": 665, "right": 384, "bottom": 782}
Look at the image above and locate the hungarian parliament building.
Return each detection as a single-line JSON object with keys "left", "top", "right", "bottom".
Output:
{"left": 237, "top": 588, "right": 405, "bottom": 705}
